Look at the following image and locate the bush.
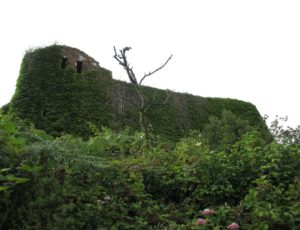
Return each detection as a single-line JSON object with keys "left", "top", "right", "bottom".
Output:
{"left": 0, "top": 114, "right": 299, "bottom": 229}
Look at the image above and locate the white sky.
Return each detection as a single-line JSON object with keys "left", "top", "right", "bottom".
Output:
{"left": 0, "top": 0, "right": 299, "bottom": 127}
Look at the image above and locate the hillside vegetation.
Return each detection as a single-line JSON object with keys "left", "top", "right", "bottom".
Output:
{"left": 1, "top": 45, "right": 299, "bottom": 229}
{"left": 0, "top": 112, "right": 299, "bottom": 229}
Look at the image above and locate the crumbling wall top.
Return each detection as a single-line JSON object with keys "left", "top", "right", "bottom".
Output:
{"left": 61, "top": 46, "right": 101, "bottom": 72}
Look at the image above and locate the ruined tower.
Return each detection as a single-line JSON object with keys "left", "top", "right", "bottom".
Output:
{"left": 10, "top": 44, "right": 268, "bottom": 139}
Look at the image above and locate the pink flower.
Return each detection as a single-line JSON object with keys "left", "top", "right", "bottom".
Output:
{"left": 202, "top": 208, "right": 215, "bottom": 216}
{"left": 227, "top": 222, "right": 240, "bottom": 230}
{"left": 196, "top": 218, "right": 207, "bottom": 225}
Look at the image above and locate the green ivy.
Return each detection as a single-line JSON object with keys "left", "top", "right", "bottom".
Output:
{"left": 10, "top": 45, "right": 269, "bottom": 141}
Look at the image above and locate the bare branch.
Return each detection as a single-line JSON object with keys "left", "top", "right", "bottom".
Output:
{"left": 145, "top": 89, "right": 172, "bottom": 112}
{"left": 162, "top": 89, "right": 172, "bottom": 105}
{"left": 139, "top": 54, "right": 173, "bottom": 85}
{"left": 113, "top": 46, "right": 138, "bottom": 84}
{"left": 113, "top": 46, "right": 173, "bottom": 146}
{"left": 113, "top": 91, "right": 140, "bottom": 108}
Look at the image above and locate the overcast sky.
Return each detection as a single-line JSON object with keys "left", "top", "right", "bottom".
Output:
{"left": 1, "top": 0, "right": 299, "bottom": 127}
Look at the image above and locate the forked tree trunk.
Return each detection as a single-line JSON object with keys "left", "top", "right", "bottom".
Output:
{"left": 113, "top": 46, "right": 172, "bottom": 147}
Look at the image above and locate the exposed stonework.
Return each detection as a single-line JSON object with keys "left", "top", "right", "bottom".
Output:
{"left": 61, "top": 46, "right": 101, "bottom": 72}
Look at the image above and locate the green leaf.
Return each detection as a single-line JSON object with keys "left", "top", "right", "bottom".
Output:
{"left": 19, "top": 164, "right": 42, "bottom": 172}
{"left": 10, "top": 137, "right": 26, "bottom": 146}
{"left": 0, "top": 168, "right": 11, "bottom": 173}
{"left": 0, "top": 186, "right": 10, "bottom": 191}
{"left": 6, "top": 175, "right": 30, "bottom": 184}
{"left": 0, "top": 174, "right": 6, "bottom": 181}
{"left": 1, "top": 121, "right": 16, "bottom": 134}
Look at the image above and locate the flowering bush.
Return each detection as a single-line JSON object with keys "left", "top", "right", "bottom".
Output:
{"left": 227, "top": 222, "right": 240, "bottom": 229}
{"left": 202, "top": 208, "right": 215, "bottom": 216}
{"left": 196, "top": 218, "right": 207, "bottom": 225}
{"left": 194, "top": 207, "right": 240, "bottom": 229}
{"left": 1, "top": 114, "right": 299, "bottom": 229}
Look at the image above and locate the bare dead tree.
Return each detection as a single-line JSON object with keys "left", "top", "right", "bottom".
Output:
{"left": 113, "top": 46, "right": 172, "bottom": 144}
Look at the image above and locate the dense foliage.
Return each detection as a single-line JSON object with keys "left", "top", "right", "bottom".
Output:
{"left": 11, "top": 46, "right": 112, "bottom": 138}
{"left": 1, "top": 112, "right": 299, "bottom": 229}
{"left": 3, "top": 44, "right": 296, "bottom": 229}
{"left": 10, "top": 45, "right": 268, "bottom": 140}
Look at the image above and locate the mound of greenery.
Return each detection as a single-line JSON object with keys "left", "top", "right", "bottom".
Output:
{"left": 1, "top": 111, "right": 299, "bottom": 229}
{"left": 10, "top": 45, "right": 269, "bottom": 140}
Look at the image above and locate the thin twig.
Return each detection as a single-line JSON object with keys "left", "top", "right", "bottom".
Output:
{"left": 145, "top": 90, "right": 172, "bottom": 112}
{"left": 139, "top": 55, "right": 173, "bottom": 85}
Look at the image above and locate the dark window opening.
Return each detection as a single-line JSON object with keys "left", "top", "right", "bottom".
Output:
{"left": 77, "top": 60, "right": 83, "bottom": 73}
{"left": 61, "top": 56, "right": 68, "bottom": 69}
